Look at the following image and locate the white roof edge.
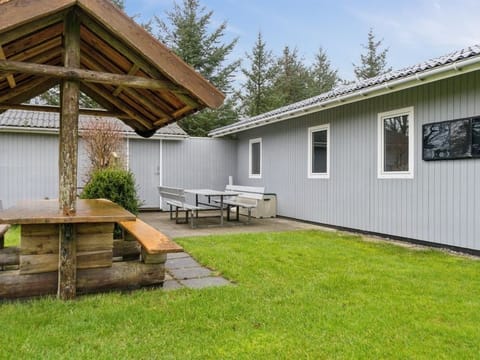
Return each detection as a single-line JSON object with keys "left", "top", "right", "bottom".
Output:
{"left": 210, "top": 54, "right": 480, "bottom": 137}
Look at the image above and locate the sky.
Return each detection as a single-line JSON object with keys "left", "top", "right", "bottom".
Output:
{"left": 125, "top": 0, "right": 480, "bottom": 84}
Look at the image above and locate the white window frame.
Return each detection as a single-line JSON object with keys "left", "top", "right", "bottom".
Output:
{"left": 308, "top": 124, "right": 330, "bottom": 179}
{"left": 249, "top": 137, "right": 262, "bottom": 179}
{"left": 377, "top": 106, "right": 414, "bottom": 179}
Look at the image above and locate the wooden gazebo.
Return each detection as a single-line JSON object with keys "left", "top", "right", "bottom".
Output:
{"left": 0, "top": 0, "right": 224, "bottom": 299}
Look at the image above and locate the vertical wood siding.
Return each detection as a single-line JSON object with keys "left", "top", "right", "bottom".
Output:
{"left": 0, "top": 133, "right": 59, "bottom": 208}
{"left": 163, "top": 137, "right": 237, "bottom": 195}
{"left": 235, "top": 72, "right": 480, "bottom": 250}
{"left": 0, "top": 135, "right": 236, "bottom": 211}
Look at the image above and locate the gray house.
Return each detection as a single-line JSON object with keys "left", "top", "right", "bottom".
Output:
{"left": 0, "top": 110, "right": 236, "bottom": 209}
{"left": 210, "top": 45, "right": 480, "bottom": 253}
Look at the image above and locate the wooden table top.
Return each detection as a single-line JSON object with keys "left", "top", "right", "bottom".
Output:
{"left": 0, "top": 199, "right": 136, "bottom": 224}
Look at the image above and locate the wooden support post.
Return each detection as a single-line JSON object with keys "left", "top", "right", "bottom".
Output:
{"left": 0, "top": 45, "right": 16, "bottom": 88}
{"left": 58, "top": 10, "right": 80, "bottom": 300}
{"left": 58, "top": 224, "right": 76, "bottom": 298}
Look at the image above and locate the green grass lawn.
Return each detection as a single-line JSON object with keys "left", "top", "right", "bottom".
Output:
{"left": 1, "top": 230, "right": 479, "bottom": 359}
{"left": 4, "top": 225, "right": 19, "bottom": 247}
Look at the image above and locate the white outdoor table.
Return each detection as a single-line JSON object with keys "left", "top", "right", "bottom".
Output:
{"left": 184, "top": 189, "right": 239, "bottom": 226}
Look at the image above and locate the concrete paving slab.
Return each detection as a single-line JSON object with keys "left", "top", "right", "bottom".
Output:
{"left": 166, "top": 257, "right": 201, "bottom": 269}
{"left": 180, "top": 277, "right": 231, "bottom": 289}
{"left": 167, "top": 252, "right": 190, "bottom": 259}
{"left": 162, "top": 279, "right": 183, "bottom": 291}
{"left": 139, "top": 211, "right": 329, "bottom": 239}
{"left": 168, "top": 267, "right": 212, "bottom": 280}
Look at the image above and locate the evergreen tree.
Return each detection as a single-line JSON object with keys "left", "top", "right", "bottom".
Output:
{"left": 272, "top": 46, "right": 312, "bottom": 107}
{"left": 241, "top": 32, "right": 278, "bottom": 117}
{"left": 154, "top": 0, "right": 240, "bottom": 136}
{"left": 353, "top": 28, "right": 392, "bottom": 80}
{"left": 111, "top": 0, "right": 125, "bottom": 9}
{"left": 310, "top": 47, "right": 339, "bottom": 94}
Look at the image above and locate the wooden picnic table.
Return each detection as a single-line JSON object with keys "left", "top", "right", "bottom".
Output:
{"left": 0, "top": 199, "right": 135, "bottom": 225}
{"left": 0, "top": 198, "right": 136, "bottom": 278}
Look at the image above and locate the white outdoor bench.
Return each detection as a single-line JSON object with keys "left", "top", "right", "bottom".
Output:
{"left": 219, "top": 185, "right": 266, "bottom": 224}
{"left": 158, "top": 186, "right": 202, "bottom": 228}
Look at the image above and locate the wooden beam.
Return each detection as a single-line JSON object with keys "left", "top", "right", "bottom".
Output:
{"left": 8, "top": 37, "right": 62, "bottom": 62}
{"left": 0, "top": 76, "right": 58, "bottom": 104}
{"left": 0, "top": 261, "right": 165, "bottom": 299}
{"left": 113, "top": 64, "right": 139, "bottom": 96}
{"left": 78, "top": 17, "right": 201, "bottom": 110}
{"left": 0, "top": 7, "right": 67, "bottom": 45}
{"left": 58, "top": 10, "right": 81, "bottom": 301}
{"left": 0, "top": 103, "right": 129, "bottom": 118}
{"left": 77, "top": 0, "right": 224, "bottom": 108}
{"left": 1, "top": 22, "right": 64, "bottom": 57}
{"left": 0, "top": 46, "right": 16, "bottom": 88}
{"left": 78, "top": 16, "right": 193, "bottom": 97}
{"left": 121, "top": 87, "right": 171, "bottom": 121}
{"left": 79, "top": 25, "right": 199, "bottom": 112}
{"left": 0, "top": 60, "right": 186, "bottom": 92}
{"left": 82, "top": 82, "right": 151, "bottom": 130}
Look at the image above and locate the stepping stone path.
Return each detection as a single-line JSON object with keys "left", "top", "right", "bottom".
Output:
{"left": 163, "top": 252, "right": 231, "bottom": 290}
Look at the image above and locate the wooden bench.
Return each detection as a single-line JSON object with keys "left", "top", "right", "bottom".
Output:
{"left": 118, "top": 219, "right": 183, "bottom": 264}
{"left": 158, "top": 186, "right": 202, "bottom": 228}
{"left": 220, "top": 185, "right": 266, "bottom": 224}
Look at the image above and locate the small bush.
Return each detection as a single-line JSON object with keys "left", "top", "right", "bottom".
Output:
{"left": 81, "top": 168, "right": 141, "bottom": 215}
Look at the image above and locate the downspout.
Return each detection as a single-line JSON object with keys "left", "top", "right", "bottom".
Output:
{"left": 159, "top": 139, "right": 163, "bottom": 210}
{"left": 126, "top": 137, "right": 130, "bottom": 171}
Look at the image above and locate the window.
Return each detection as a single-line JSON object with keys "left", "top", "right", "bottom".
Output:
{"left": 308, "top": 124, "right": 330, "bottom": 178}
{"left": 249, "top": 138, "right": 262, "bottom": 178}
{"left": 378, "top": 107, "right": 414, "bottom": 179}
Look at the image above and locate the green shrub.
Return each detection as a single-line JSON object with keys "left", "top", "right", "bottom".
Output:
{"left": 81, "top": 168, "right": 141, "bottom": 215}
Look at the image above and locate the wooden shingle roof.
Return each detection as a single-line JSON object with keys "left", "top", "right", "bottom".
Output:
{"left": 0, "top": 0, "right": 224, "bottom": 137}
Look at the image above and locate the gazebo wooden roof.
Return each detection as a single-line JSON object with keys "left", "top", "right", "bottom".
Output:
{"left": 0, "top": 0, "right": 224, "bottom": 137}
{"left": 0, "top": 0, "right": 225, "bottom": 300}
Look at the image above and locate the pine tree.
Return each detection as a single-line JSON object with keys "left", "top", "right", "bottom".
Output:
{"left": 111, "top": 0, "right": 125, "bottom": 9}
{"left": 241, "top": 32, "right": 278, "bottom": 117}
{"left": 310, "top": 47, "right": 339, "bottom": 94}
{"left": 353, "top": 29, "right": 391, "bottom": 80}
{"left": 154, "top": 0, "right": 240, "bottom": 136}
{"left": 272, "top": 46, "right": 312, "bottom": 107}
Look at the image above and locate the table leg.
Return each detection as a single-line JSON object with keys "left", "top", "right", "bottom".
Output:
{"left": 220, "top": 195, "right": 224, "bottom": 226}
{"left": 195, "top": 194, "right": 199, "bottom": 218}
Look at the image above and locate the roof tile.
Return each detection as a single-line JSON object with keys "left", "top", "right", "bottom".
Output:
{"left": 0, "top": 110, "right": 188, "bottom": 137}
{"left": 211, "top": 44, "right": 480, "bottom": 135}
